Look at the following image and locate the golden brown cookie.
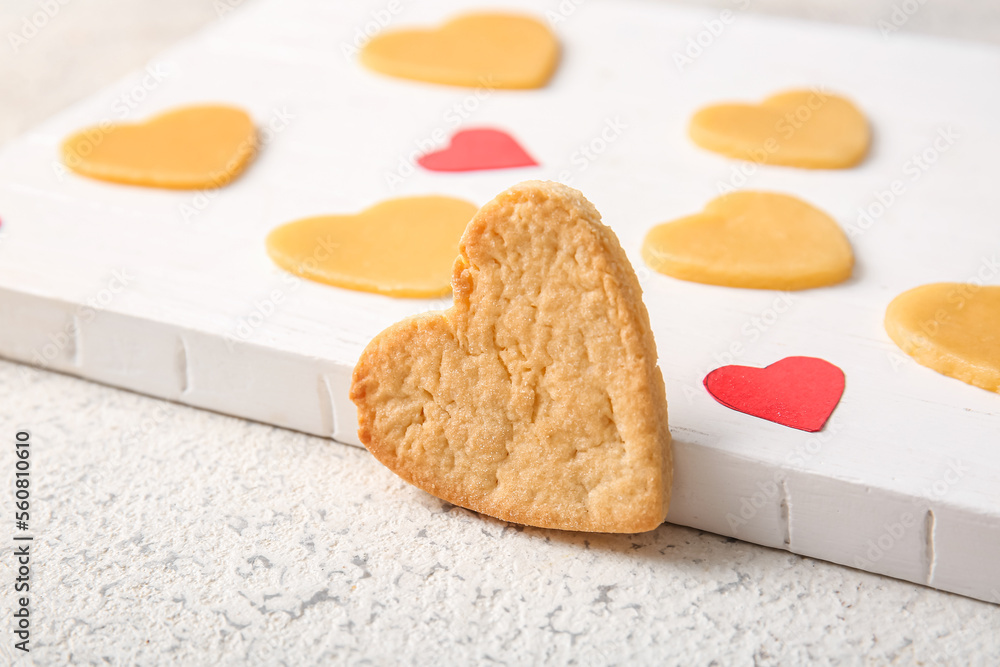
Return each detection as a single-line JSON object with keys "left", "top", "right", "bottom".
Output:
{"left": 350, "top": 181, "right": 672, "bottom": 533}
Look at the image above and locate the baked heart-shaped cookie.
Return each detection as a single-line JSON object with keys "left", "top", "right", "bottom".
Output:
{"left": 266, "top": 196, "right": 478, "bottom": 298}
{"left": 642, "top": 191, "right": 854, "bottom": 290}
{"left": 885, "top": 283, "right": 1000, "bottom": 392}
{"left": 689, "top": 90, "right": 870, "bottom": 169}
{"left": 350, "top": 181, "right": 672, "bottom": 532}
{"left": 360, "top": 13, "right": 559, "bottom": 89}
{"left": 61, "top": 105, "right": 257, "bottom": 189}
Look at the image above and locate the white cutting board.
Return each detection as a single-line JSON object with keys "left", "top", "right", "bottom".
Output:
{"left": 0, "top": 0, "right": 997, "bottom": 603}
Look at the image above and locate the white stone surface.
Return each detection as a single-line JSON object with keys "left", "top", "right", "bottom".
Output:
{"left": 4, "top": 0, "right": 1000, "bottom": 600}
{"left": 2, "top": 360, "right": 1000, "bottom": 665}
{"left": 1, "top": 0, "right": 999, "bottom": 664}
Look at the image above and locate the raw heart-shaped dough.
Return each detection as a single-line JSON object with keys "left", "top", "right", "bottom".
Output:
{"left": 61, "top": 105, "right": 257, "bottom": 189}
{"left": 360, "top": 13, "right": 560, "bottom": 89}
{"left": 266, "top": 196, "right": 478, "bottom": 298}
{"left": 350, "top": 181, "right": 672, "bottom": 533}
{"left": 642, "top": 191, "right": 854, "bottom": 290}
{"left": 689, "top": 90, "right": 870, "bottom": 169}
{"left": 885, "top": 283, "right": 1000, "bottom": 392}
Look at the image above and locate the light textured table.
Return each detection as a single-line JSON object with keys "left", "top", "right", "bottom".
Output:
{"left": 1, "top": 1, "right": 998, "bottom": 664}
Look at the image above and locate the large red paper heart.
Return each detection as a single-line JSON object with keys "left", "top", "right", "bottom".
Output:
{"left": 418, "top": 128, "right": 538, "bottom": 172}
{"left": 703, "top": 356, "right": 844, "bottom": 432}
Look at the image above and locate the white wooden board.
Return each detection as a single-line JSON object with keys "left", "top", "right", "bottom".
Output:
{"left": 0, "top": 0, "right": 997, "bottom": 603}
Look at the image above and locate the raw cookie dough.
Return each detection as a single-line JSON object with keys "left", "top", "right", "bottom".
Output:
{"left": 689, "top": 90, "right": 870, "bottom": 169}
{"left": 350, "top": 181, "right": 672, "bottom": 533}
{"left": 61, "top": 105, "right": 257, "bottom": 189}
{"left": 266, "top": 196, "right": 478, "bottom": 298}
{"left": 642, "top": 191, "right": 854, "bottom": 290}
{"left": 885, "top": 283, "right": 1000, "bottom": 392}
{"left": 360, "top": 13, "right": 559, "bottom": 89}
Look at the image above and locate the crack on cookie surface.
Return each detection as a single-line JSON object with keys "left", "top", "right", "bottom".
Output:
{"left": 351, "top": 181, "right": 671, "bottom": 532}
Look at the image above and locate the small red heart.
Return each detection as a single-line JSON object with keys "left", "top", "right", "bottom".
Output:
{"left": 417, "top": 128, "right": 538, "bottom": 172}
{"left": 703, "top": 356, "right": 845, "bottom": 432}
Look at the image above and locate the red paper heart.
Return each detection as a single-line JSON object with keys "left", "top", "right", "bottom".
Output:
{"left": 703, "top": 356, "right": 844, "bottom": 432}
{"left": 417, "top": 128, "right": 538, "bottom": 172}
